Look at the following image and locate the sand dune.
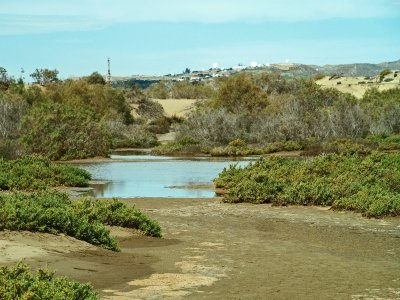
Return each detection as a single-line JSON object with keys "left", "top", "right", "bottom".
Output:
{"left": 153, "top": 98, "right": 198, "bottom": 117}
{"left": 316, "top": 72, "right": 400, "bottom": 98}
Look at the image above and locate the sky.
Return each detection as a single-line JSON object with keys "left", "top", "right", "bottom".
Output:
{"left": 1, "top": 0, "right": 399, "bottom": 79}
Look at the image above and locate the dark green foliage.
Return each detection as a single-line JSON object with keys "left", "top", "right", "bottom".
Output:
{"left": 366, "top": 135, "right": 400, "bottom": 150}
{"left": 214, "top": 153, "right": 400, "bottom": 217}
{"left": 70, "top": 199, "right": 162, "bottom": 237}
{"left": 22, "top": 102, "right": 111, "bottom": 160}
{"left": 0, "top": 262, "right": 99, "bottom": 300}
{"left": 85, "top": 71, "right": 106, "bottom": 85}
{"left": 263, "top": 141, "right": 303, "bottom": 153}
{"left": 0, "top": 190, "right": 162, "bottom": 250}
{"left": 0, "top": 190, "right": 119, "bottom": 250}
{"left": 0, "top": 156, "right": 91, "bottom": 191}
{"left": 112, "top": 134, "right": 160, "bottom": 148}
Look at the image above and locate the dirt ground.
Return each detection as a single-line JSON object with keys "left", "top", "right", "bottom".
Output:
{"left": 1, "top": 197, "right": 400, "bottom": 299}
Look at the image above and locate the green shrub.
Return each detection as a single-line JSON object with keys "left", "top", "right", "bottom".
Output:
{"left": 263, "top": 141, "right": 303, "bottom": 154}
{"left": 0, "top": 190, "right": 118, "bottom": 250}
{"left": 22, "top": 102, "right": 111, "bottom": 160}
{"left": 379, "top": 69, "right": 391, "bottom": 81}
{"left": 214, "top": 153, "right": 400, "bottom": 217}
{"left": 0, "top": 156, "right": 91, "bottom": 191}
{"left": 152, "top": 136, "right": 201, "bottom": 154}
{"left": 70, "top": 199, "right": 161, "bottom": 237}
{"left": 301, "top": 139, "right": 372, "bottom": 156}
{"left": 0, "top": 190, "right": 162, "bottom": 251}
{"left": 210, "top": 139, "right": 261, "bottom": 157}
{"left": 366, "top": 135, "right": 400, "bottom": 150}
{"left": 0, "top": 262, "right": 99, "bottom": 300}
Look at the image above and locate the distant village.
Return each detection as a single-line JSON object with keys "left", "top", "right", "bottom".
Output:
{"left": 112, "top": 59, "right": 400, "bottom": 89}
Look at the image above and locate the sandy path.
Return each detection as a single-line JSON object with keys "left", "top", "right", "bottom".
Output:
{"left": 1, "top": 198, "right": 399, "bottom": 299}
{"left": 153, "top": 99, "right": 197, "bottom": 117}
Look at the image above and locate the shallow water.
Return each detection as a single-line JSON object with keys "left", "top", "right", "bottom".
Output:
{"left": 77, "top": 155, "right": 252, "bottom": 198}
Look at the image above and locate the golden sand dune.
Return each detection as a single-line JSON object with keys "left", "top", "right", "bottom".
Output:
{"left": 316, "top": 72, "right": 400, "bottom": 98}
{"left": 153, "top": 98, "right": 198, "bottom": 117}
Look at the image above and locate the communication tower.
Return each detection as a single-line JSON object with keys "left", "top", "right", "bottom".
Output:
{"left": 107, "top": 57, "right": 111, "bottom": 84}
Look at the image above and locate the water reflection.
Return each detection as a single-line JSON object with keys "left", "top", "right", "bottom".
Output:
{"left": 77, "top": 156, "right": 252, "bottom": 198}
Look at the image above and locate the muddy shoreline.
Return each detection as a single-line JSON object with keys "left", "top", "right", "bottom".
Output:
{"left": 1, "top": 197, "right": 399, "bottom": 299}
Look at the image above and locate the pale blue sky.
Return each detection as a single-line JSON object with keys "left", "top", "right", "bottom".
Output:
{"left": 1, "top": 0, "right": 399, "bottom": 79}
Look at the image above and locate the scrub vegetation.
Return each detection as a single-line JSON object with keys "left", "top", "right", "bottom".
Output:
{"left": 0, "top": 69, "right": 160, "bottom": 160}
{"left": 0, "top": 190, "right": 162, "bottom": 251}
{"left": 0, "top": 262, "right": 99, "bottom": 300}
{"left": 0, "top": 156, "right": 91, "bottom": 191}
{"left": 214, "top": 152, "right": 400, "bottom": 217}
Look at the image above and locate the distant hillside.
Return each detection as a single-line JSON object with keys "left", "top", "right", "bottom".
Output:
{"left": 113, "top": 59, "right": 400, "bottom": 87}
{"left": 261, "top": 60, "right": 400, "bottom": 78}
{"left": 317, "top": 60, "right": 400, "bottom": 77}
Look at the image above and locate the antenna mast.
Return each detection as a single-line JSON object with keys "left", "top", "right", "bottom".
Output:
{"left": 107, "top": 57, "right": 111, "bottom": 84}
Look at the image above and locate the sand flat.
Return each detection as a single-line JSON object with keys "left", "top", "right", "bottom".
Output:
{"left": 1, "top": 198, "right": 399, "bottom": 299}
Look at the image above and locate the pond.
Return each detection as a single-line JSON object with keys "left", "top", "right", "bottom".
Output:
{"left": 77, "top": 154, "right": 253, "bottom": 198}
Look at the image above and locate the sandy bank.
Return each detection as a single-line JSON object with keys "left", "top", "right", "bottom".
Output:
{"left": 1, "top": 197, "right": 399, "bottom": 299}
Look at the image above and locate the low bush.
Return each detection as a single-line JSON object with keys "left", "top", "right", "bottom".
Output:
{"left": 0, "top": 190, "right": 162, "bottom": 251}
{"left": 263, "top": 141, "right": 303, "bottom": 154}
{"left": 22, "top": 102, "right": 111, "bottom": 160}
{"left": 214, "top": 152, "right": 400, "bottom": 217}
{"left": 70, "top": 199, "right": 162, "bottom": 237}
{"left": 152, "top": 136, "right": 202, "bottom": 154}
{"left": 0, "top": 156, "right": 91, "bottom": 191}
{"left": 366, "top": 135, "right": 400, "bottom": 150}
{"left": 210, "top": 139, "right": 261, "bottom": 157}
{"left": 0, "top": 262, "right": 99, "bottom": 300}
{"left": 301, "top": 139, "right": 372, "bottom": 156}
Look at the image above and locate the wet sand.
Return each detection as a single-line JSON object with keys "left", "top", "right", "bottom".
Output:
{"left": 1, "top": 197, "right": 399, "bottom": 299}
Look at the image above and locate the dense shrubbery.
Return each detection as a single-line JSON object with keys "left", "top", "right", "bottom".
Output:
{"left": 152, "top": 136, "right": 202, "bottom": 155}
{"left": 214, "top": 152, "right": 400, "bottom": 217}
{"left": 0, "top": 262, "right": 99, "bottom": 300}
{"left": 146, "top": 81, "right": 214, "bottom": 99}
{"left": 22, "top": 102, "right": 111, "bottom": 160}
{"left": 70, "top": 199, "right": 162, "bottom": 237}
{"left": 176, "top": 73, "right": 400, "bottom": 150}
{"left": 366, "top": 135, "right": 400, "bottom": 150}
{"left": 0, "top": 69, "right": 158, "bottom": 160}
{"left": 0, "top": 190, "right": 162, "bottom": 251}
{"left": 0, "top": 156, "right": 91, "bottom": 191}
{"left": 0, "top": 190, "right": 119, "bottom": 250}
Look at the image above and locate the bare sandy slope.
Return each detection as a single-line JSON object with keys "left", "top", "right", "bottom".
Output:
{"left": 1, "top": 198, "right": 400, "bottom": 299}
{"left": 316, "top": 72, "right": 400, "bottom": 98}
{"left": 153, "top": 99, "right": 198, "bottom": 117}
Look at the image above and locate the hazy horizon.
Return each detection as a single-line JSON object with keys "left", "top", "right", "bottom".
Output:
{"left": 1, "top": 0, "right": 400, "bottom": 79}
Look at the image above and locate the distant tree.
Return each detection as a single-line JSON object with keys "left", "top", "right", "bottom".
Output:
{"left": 0, "top": 67, "right": 15, "bottom": 91}
{"left": 184, "top": 68, "right": 191, "bottom": 74}
{"left": 379, "top": 69, "right": 391, "bottom": 82}
{"left": 86, "top": 71, "right": 106, "bottom": 85}
{"left": 30, "top": 68, "right": 59, "bottom": 85}
{"left": 212, "top": 73, "right": 269, "bottom": 114}
{"left": 146, "top": 81, "right": 169, "bottom": 99}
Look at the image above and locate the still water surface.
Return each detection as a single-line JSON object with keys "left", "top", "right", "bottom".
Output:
{"left": 78, "top": 155, "right": 252, "bottom": 198}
